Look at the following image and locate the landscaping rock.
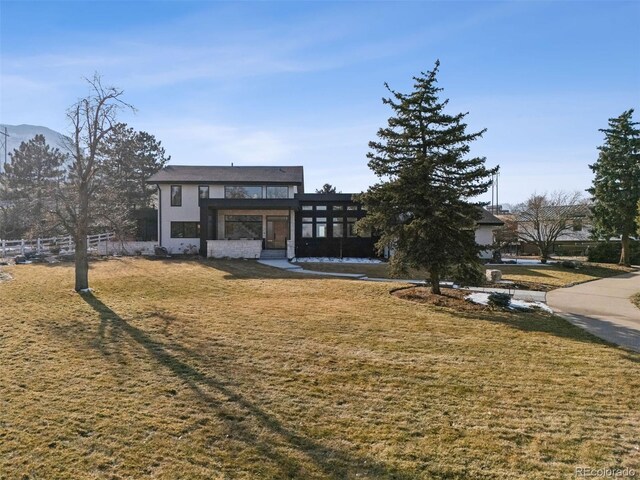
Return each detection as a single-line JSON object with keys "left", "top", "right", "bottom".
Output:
{"left": 485, "top": 269, "right": 502, "bottom": 283}
{"left": 154, "top": 246, "right": 170, "bottom": 257}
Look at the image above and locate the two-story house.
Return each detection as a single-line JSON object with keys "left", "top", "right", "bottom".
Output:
{"left": 147, "top": 165, "right": 502, "bottom": 260}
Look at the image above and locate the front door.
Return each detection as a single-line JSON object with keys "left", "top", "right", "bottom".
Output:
{"left": 266, "top": 216, "right": 289, "bottom": 249}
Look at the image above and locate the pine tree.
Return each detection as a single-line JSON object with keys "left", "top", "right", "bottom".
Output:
{"left": 588, "top": 109, "right": 640, "bottom": 266}
{"left": 0, "top": 134, "right": 66, "bottom": 238}
{"left": 99, "top": 123, "right": 170, "bottom": 210}
{"left": 315, "top": 183, "right": 338, "bottom": 194}
{"left": 358, "top": 61, "right": 497, "bottom": 294}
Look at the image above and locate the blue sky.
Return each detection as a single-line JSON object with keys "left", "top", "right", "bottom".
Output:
{"left": 1, "top": 1, "right": 638, "bottom": 204}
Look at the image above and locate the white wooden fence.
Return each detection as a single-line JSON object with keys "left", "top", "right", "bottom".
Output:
{"left": 0, "top": 232, "right": 115, "bottom": 257}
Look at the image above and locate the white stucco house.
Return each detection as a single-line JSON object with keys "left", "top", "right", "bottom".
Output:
{"left": 147, "top": 165, "right": 504, "bottom": 260}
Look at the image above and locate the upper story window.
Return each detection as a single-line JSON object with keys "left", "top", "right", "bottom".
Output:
{"left": 171, "top": 185, "right": 182, "bottom": 207}
{"left": 301, "top": 205, "right": 313, "bottom": 211}
{"left": 225, "top": 186, "right": 263, "bottom": 199}
{"left": 199, "top": 185, "right": 209, "bottom": 200}
{"left": 347, "top": 205, "right": 358, "bottom": 211}
{"left": 316, "top": 205, "right": 327, "bottom": 211}
{"left": 573, "top": 219, "right": 583, "bottom": 231}
{"left": 266, "top": 186, "right": 289, "bottom": 199}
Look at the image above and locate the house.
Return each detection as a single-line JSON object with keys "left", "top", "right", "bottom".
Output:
{"left": 147, "top": 165, "right": 503, "bottom": 259}
{"left": 511, "top": 204, "right": 595, "bottom": 256}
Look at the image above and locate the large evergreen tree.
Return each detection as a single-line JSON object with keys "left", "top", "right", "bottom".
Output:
{"left": 0, "top": 134, "right": 67, "bottom": 239}
{"left": 588, "top": 109, "right": 640, "bottom": 266}
{"left": 358, "top": 61, "right": 497, "bottom": 294}
{"left": 99, "top": 123, "right": 170, "bottom": 210}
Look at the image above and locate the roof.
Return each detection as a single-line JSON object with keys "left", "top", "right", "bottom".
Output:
{"left": 514, "top": 204, "right": 591, "bottom": 222}
{"left": 147, "top": 165, "right": 304, "bottom": 185}
{"left": 478, "top": 209, "right": 504, "bottom": 226}
{"left": 296, "top": 193, "right": 357, "bottom": 202}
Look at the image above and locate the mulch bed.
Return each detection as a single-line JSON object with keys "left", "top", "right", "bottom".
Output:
{"left": 393, "top": 286, "right": 489, "bottom": 312}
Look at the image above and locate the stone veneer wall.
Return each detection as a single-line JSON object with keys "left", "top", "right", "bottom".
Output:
{"left": 207, "top": 239, "right": 262, "bottom": 259}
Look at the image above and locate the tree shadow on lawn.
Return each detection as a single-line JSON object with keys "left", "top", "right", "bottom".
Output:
{"left": 79, "top": 292, "right": 416, "bottom": 480}
{"left": 453, "top": 306, "right": 640, "bottom": 354}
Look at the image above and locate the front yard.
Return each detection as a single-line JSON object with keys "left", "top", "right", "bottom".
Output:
{"left": 1, "top": 258, "right": 639, "bottom": 479}
{"left": 295, "top": 261, "right": 634, "bottom": 290}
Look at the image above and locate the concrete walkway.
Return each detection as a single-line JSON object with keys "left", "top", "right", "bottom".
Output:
{"left": 547, "top": 270, "right": 640, "bottom": 352}
{"left": 257, "top": 259, "right": 546, "bottom": 301}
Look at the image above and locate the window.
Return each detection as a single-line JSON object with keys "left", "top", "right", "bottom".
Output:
{"left": 225, "top": 186, "right": 263, "bottom": 199}
{"left": 199, "top": 185, "right": 209, "bottom": 200}
{"left": 316, "top": 217, "right": 327, "bottom": 237}
{"left": 332, "top": 221, "right": 344, "bottom": 238}
{"left": 347, "top": 205, "right": 358, "bottom": 211}
{"left": 171, "top": 222, "right": 200, "bottom": 238}
{"left": 347, "top": 217, "right": 357, "bottom": 237}
{"left": 316, "top": 205, "right": 327, "bottom": 211}
{"left": 573, "top": 219, "right": 583, "bottom": 231}
{"left": 302, "top": 217, "right": 313, "bottom": 238}
{"left": 266, "top": 186, "right": 289, "bottom": 199}
{"left": 170, "top": 185, "right": 182, "bottom": 206}
{"left": 332, "top": 205, "right": 344, "bottom": 211}
{"left": 301, "top": 205, "right": 313, "bottom": 211}
{"left": 225, "top": 215, "right": 262, "bottom": 239}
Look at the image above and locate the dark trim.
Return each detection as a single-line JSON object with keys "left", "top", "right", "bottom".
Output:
{"left": 199, "top": 198, "right": 299, "bottom": 209}
{"left": 199, "top": 205, "right": 208, "bottom": 256}
{"left": 148, "top": 180, "right": 303, "bottom": 186}
{"left": 157, "top": 184, "right": 162, "bottom": 245}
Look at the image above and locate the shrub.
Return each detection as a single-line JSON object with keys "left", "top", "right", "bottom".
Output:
{"left": 561, "top": 260, "right": 581, "bottom": 269}
{"left": 587, "top": 241, "right": 640, "bottom": 264}
{"left": 449, "top": 263, "right": 485, "bottom": 287}
{"left": 488, "top": 292, "right": 511, "bottom": 308}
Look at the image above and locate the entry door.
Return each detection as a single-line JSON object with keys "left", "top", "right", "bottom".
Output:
{"left": 266, "top": 216, "right": 289, "bottom": 249}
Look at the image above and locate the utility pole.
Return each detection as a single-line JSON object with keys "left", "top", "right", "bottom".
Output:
{"left": 0, "top": 126, "right": 9, "bottom": 171}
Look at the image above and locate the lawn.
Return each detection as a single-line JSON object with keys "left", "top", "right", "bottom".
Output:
{"left": 1, "top": 258, "right": 639, "bottom": 479}
{"left": 296, "top": 261, "right": 634, "bottom": 289}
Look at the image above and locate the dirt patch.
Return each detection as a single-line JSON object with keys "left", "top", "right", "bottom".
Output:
{"left": 393, "top": 286, "right": 489, "bottom": 312}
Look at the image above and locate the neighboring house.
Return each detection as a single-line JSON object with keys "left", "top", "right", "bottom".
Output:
{"left": 512, "top": 204, "right": 595, "bottom": 256}
{"left": 147, "top": 165, "right": 503, "bottom": 260}
{"left": 476, "top": 209, "right": 505, "bottom": 259}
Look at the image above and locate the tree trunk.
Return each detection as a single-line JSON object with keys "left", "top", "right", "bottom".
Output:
{"left": 430, "top": 270, "right": 441, "bottom": 295}
{"left": 539, "top": 245, "right": 548, "bottom": 264}
{"left": 619, "top": 232, "right": 630, "bottom": 266}
{"left": 75, "top": 182, "right": 90, "bottom": 291}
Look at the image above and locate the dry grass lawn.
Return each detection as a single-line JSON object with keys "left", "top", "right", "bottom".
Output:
{"left": 1, "top": 258, "right": 639, "bottom": 479}
{"left": 296, "top": 261, "right": 634, "bottom": 290}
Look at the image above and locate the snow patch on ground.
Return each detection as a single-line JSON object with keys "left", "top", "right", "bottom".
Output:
{"left": 79, "top": 288, "right": 94, "bottom": 293}
{"left": 293, "top": 257, "right": 383, "bottom": 264}
{"left": 465, "top": 292, "right": 552, "bottom": 313}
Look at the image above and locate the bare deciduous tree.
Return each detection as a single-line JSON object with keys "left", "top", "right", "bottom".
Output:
{"left": 56, "top": 74, "right": 134, "bottom": 291}
{"left": 514, "top": 191, "right": 587, "bottom": 263}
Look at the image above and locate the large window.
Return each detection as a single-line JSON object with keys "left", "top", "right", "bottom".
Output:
{"left": 266, "top": 186, "right": 288, "bottom": 199}
{"left": 199, "top": 185, "right": 209, "bottom": 200}
{"left": 347, "top": 217, "right": 358, "bottom": 237}
{"left": 170, "top": 185, "right": 182, "bottom": 206}
{"left": 302, "top": 217, "right": 313, "bottom": 238}
{"left": 225, "top": 215, "right": 262, "bottom": 239}
{"left": 171, "top": 221, "right": 200, "bottom": 238}
{"left": 316, "top": 217, "right": 327, "bottom": 237}
{"left": 225, "top": 186, "right": 263, "bottom": 199}
{"left": 332, "top": 221, "right": 344, "bottom": 238}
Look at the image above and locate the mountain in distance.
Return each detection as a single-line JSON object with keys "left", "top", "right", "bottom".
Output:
{"left": 0, "top": 124, "right": 72, "bottom": 171}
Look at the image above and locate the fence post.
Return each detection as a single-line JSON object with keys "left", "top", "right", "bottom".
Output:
{"left": 1, "top": 239, "right": 5, "bottom": 257}
{"left": 37, "top": 238, "right": 41, "bottom": 253}
{"left": 20, "top": 239, "right": 25, "bottom": 255}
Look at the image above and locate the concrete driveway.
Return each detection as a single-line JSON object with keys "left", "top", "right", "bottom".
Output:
{"left": 547, "top": 270, "right": 640, "bottom": 352}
